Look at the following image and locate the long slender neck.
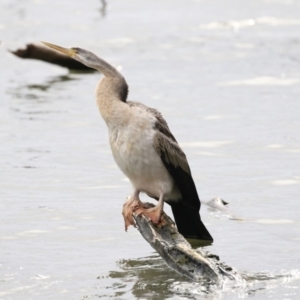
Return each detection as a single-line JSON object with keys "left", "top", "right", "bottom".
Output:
{"left": 81, "top": 51, "right": 122, "bottom": 79}
{"left": 81, "top": 51, "right": 128, "bottom": 101}
{"left": 78, "top": 50, "right": 130, "bottom": 126}
{"left": 95, "top": 77, "right": 129, "bottom": 128}
{"left": 92, "top": 56, "right": 122, "bottom": 78}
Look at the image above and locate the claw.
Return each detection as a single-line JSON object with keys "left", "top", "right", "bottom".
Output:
{"left": 122, "top": 196, "right": 143, "bottom": 231}
{"left": 122, "top": 194, "right": 165, "bottom": 231}
{"left": 135, "top": 205, "right": 163, "bottom": 225}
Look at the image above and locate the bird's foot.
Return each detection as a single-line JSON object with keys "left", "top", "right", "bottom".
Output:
{"left": 135, "top": 205, "right": 163, "bottom": 225}
{"left": 122, "top": 196, "right": 143, "bottom": 231}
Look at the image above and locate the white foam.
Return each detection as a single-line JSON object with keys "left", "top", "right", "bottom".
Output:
{"left": 267, "top": 144, "right": 284, "bottom": 148}
{"left": 199, "top": 19, "right": 255, "bottom": 30}
{"left": 256, "top": 219, "right": 295, "bottom": 224}
{"left": 180, "top": 141, "right": 233, "bottom": 148}
{"left": 257, "top": 16, "right": 300, "bottom": 26}
{"left": 0, "top": 285, "right": 37, "bottom": 296}
{"left": 32, "top": 274, "right": 50, "bottom": 280}
{"left": 271, "top": 179, "right": 300, "bottom": 185}
{"left": 219, "top": 76, "right": 300, "bottom": 87}
{"left": 0, "top": 236, "right": 16, "bottom": 239}
{"left": 199, "top": 17, "right": 300, "bottom": 31}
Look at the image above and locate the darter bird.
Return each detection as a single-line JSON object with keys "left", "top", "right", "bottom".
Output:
{"left": 42, "top": 42, "right": 213, "bottom": 241}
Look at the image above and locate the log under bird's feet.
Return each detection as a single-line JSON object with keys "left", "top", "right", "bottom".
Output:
{"left": 122, "top": 197, "right": 143, "bottom": 231}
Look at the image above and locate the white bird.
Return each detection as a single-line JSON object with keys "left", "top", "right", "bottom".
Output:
{"left": 42, "top": 42, "right": 213, "bottom": 241}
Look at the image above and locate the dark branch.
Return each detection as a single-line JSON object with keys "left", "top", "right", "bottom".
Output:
{"left": 133, "top": 202, "right": 239, "bottom": 282}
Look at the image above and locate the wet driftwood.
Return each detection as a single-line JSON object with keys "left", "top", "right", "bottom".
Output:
{"left": 133, "top": 202, "right": 239, "bottom": 283}
{"left": 10, "top": 44, "right": 93, "bottom": 71}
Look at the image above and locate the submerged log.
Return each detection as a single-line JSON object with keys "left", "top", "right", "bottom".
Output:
{"left": 10, "top": 43, "right": 94, "bottom": 71}
{"left": 133, "top": 202, "right": 239, "bottom": 283}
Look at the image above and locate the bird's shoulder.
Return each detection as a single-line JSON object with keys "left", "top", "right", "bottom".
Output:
{"left": 127, "top": 101, "right": 190, "bottom": 175}
{"left": 127, "top": 101, "right": 176, "bottom": 142}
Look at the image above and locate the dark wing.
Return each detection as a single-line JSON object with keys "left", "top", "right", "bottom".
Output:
{"left": 152, "top": 119, "right": 214, "bottom": 240}
{"left": 153, "top": 131, "right": 200, "bottom": 210}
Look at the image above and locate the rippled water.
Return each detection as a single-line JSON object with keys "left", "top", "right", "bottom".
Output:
{"left": 1, "top": 0, "right": 300, "bottom": 299}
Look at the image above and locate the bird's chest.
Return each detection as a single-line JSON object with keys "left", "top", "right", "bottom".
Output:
{"left": 109, "top": 123, "right": 160, "bottom": 178}
{"left": 105, "top": 109, "right": 178, "bottom": 199}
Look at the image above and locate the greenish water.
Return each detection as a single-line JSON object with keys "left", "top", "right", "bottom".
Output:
{"left": 1, "top": 0, "right": 300, "bottom": 299}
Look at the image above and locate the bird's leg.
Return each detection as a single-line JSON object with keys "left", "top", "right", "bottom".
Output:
{"left": 135, "top": 194, "right": 164, "bottom": 225}
{"left": 122, "top": 189, "right": 143, "bottom": 231}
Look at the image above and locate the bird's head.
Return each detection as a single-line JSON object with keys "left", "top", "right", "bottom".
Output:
{"left": 41, "top": 41, "right": 127, "bottom": 99}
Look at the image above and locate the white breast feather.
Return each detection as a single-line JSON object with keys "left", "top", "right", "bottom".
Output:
{"left": 108, "top": 107, "right": 179, "bottom": 200}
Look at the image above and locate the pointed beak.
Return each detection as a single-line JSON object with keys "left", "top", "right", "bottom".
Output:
{"left": 41, "top": 41, "right": 76, "bottom": 57}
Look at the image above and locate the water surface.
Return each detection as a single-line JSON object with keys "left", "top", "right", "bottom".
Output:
{"left": 0, "top": 0, "right": 300, "bottom": 299}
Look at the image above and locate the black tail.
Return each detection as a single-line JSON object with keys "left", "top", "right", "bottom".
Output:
{"left": 171, "top": 201, "right": 213, "bottom": 241}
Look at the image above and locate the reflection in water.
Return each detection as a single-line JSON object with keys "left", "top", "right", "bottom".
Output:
{"left": 8, "top": 74, "right": 77, "bottom": 100}
{"left": 92, "top": 255, "right": 300, "bottom": 299}
{"left": 119, "top": 256, "right": 199, "bottom": 299}
{"left": 7, "top": 75, "right": 78, "bottom": 119}
{"left": 99, "top": 0, "right": 107, "bottom": 17}
{"left": 105, "top": 255, "right": 193, "bottom": 299}
{"left": 25, "top": 75, "right": 77, "bottom": 92}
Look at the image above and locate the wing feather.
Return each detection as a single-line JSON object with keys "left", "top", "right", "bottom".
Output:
{"left": 153, "top": 132, "right": 190, "bottom": 174}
